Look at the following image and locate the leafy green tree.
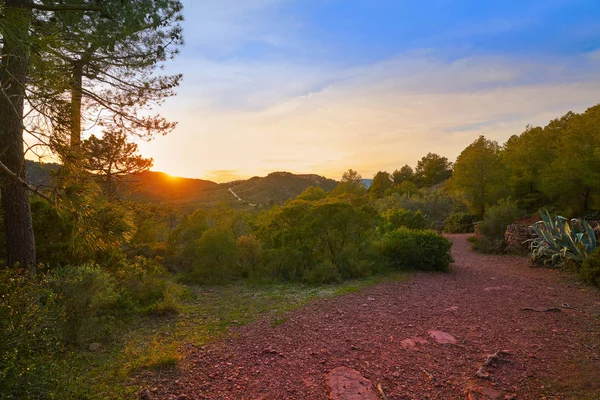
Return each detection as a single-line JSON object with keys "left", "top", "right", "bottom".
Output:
{"left": 502, "top": 126, "right": 553, "bottom": 211}
{"left": 296, "top": 186, "right": 327, "bottom": 201}
{"left": 448, "top": 136, "right": 506, "bottom": 217}
{"left": 415, "top": 153, "right": 453, "bottom": 186}
{"left": 190, "top": 227, "right": 238, "bottom": 284}
{"left": 370, "top": 171, "right": 392, "bottom": 199}
{"left": 83, "top": 129, "right": 153, "bottom": 199}
{"left": 341, "top": 169, "right": 362, "bottom": 186}
{"left": 392, "top": 165, "right": 415, "bottom": 185}
{"left": 544, "top": 105, "right": 600, "bottom": 213}
{"left": 331, "top": 169, "right": 366, "bottom": 196}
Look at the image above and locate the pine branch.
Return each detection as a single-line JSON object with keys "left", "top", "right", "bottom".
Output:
{"left": 0, "top": 160, "right": 55, "bottom": 205}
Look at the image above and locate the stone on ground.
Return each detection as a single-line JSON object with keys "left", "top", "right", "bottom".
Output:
{"left": 325, "top": 367, "right": 377, "bottom": 400}
{"left": 428, "top": 330, "right": 457, "bottom": 344}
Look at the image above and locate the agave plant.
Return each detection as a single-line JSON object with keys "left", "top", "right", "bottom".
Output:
{"left": 529, "top": 209, "right": 597, "bottom": 266}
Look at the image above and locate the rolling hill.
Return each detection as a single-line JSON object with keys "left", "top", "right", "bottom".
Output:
{"left": 24, "top": 161, "right": 339, "bottom": 208}
{"left": 226, "top": 171, "right": 338, "bottom": 206}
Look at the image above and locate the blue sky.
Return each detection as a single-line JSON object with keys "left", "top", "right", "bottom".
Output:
{"left": 138, "top": 0, "right": 600, "bottom": 182}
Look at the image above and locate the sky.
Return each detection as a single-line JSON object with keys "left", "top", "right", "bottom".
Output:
{"left": 136, "top": 0, "right": 600, "bottom": 182}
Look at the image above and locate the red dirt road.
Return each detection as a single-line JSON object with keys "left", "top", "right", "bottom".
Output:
{"left": 156, "top": 234, "right": 600, "bottom": 400}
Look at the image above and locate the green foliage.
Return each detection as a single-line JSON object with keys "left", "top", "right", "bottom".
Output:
{"left": 83, "top": 129, "right": 153, "bottom": 199}
{"left": 374, "top": 189, "right": 467, "bottom": 228}
{"left": 296, "top": 186, "right": 327, "bottom": 201}
{"left": 391, "top": 165, "right": 415, "bottom": 185}
{"left": 381, "top": 208, "right": 431, "bottom": 231}
{"left": 444, "top": 212, "right": 477, "bottom": 233}
{"left": 581, "top": 248, "right": 600, "bottom": 286}
{"left": 529, "top": 209, "right": 597, "bottom": 266}
{"left": 370, "top": 171, "right": 393, "bottom": 199}
{"left": 255, "top": 198, "right": 376, "bottom": 284}
{"left": 449, "top": 135, "right": 507, "bottom": 217}
{"left": 469, "top": 199, "right": 524, "bottom": 254}
{"left": 415, "top": 153, "right": 453, "bottom": 186}
{"left": 0, "top": 269, "right": 66, "bottom": 399}
{"left": 376, "top": 228, "right": 453, "bottom": 272}
{"left": 476, "top": 199, "right": 524, "bottom": 239}
{"left": 180, "top": 226, "right": 239, "bottom": 285}
{"left": 236, "top": 234, "right": 262, "bottom": 276}
{"left": 49, "top": 265, "right": 122, "bottom": 345}
{"left": 331, "top": 169, "right": 367, "bottom": 196}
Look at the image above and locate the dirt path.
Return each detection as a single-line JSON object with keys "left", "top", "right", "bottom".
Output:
{"left": 155, "top": 234, "right": 600, "bottom": 400}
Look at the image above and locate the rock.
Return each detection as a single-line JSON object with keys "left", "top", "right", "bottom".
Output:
{"left": 88, "top": 342, "right": 101, "bottom": 352}
{"left": 428, "top": 330, "right": 457, "bottom": 344}
{"left": 326, "top": 367, "right": 378, "bottom": 400}
{"left": 400, "top": 337, "right": 428, "bottom": 349}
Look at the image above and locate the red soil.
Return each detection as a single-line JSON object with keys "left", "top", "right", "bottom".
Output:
{"left": 150, "top": 234, "right": 600, "bottom": 400}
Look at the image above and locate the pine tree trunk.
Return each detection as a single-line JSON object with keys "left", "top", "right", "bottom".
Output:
{"left": 0, "top": 0, "right": 36, "bottom": 273}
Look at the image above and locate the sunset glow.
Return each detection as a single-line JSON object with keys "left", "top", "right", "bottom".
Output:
{"left": 135, "top": 0, "right": 600, "bottom": 182}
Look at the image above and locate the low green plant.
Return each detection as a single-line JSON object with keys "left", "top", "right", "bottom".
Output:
{"left": 444, "top": 212, "right": 477, "bottom": 233}
{"left": 381, "top": 208, "right": 431, "bottom": 231}
{"left": 377, "top": 228, "right": 453, "bottom": 272}
{"left": 530, "top": 209, "right": 598, "bottom": 266}
{"left": 581, "top": 248, "right": 600, "bottom": 286}
{"left": 470, "top": 199, "right": 524, "bottom": 253}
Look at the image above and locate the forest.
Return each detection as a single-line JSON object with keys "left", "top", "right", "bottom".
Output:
{"left": 1, "top": 1, "right": 599, "bottom": 399}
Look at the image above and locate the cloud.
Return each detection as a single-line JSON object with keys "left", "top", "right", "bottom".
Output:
{"left": 138, "top": 2, "right": 600, "bottom": 182}
{"left": 139, "top": 48, "right": 600, "bottom": 182}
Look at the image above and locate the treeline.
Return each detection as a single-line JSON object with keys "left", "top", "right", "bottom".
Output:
{"left": 365, "top": 104, "right": 600, "bottom": 219}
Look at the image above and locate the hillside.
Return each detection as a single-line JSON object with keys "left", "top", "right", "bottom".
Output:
{"left": 227, "top": 171, "right": 338, "bottom": 205}
{"left": 23, "top": 162, "right": 339, "bottom": 207}
{"left": 126, "top": 171, "right": 223, "bottom": 204}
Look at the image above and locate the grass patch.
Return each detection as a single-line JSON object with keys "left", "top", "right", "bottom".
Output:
{"left": 51, "top": 272, "right": 406, "bottom": 399}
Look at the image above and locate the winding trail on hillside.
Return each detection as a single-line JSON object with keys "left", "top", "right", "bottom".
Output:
{"left": 153, "top": 235, "right": 600, "bottom": 400}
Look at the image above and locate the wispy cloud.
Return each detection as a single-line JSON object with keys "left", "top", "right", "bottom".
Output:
{"left": 137, "top": 2, "right": 600, "bottom": 182}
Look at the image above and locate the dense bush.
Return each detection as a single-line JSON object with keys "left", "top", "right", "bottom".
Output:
{"left": 581, "top": 248, "right": 600, "bottom": 286}
{"left": 377, "top": 228, "right": 453, "bottom": 272}
{"left": 381, "top": 208, "right": 431, "bottom": 231}
{"left": 0, "top": 269, "right": 66, "bottom": 399}
{"left": 477, "top": 199, "right": 524, "bottom": 239}
{"left": 471, "top": 199, "right": 524, "bottom": 253}
{"left": 49, "top": 264, "right": 122, "bottom": 345}
{"left": 256, "top": 198, "right": 377, "bottom": 284}
{"left": 444, "top": 212, "right": 477, "bottom": 233}
{"left": 374, "top": 189, "right": 467, "bottom": 229}
{"left": 236, "top": 234, "right": 262, "bottom": 275}
{"left": 179, "top": 227, "right": 239, "bottom": 285}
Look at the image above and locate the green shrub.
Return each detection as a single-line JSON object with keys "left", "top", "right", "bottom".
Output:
{"left": 381, "top": 208, "right": 431, "bottom": 231}
{"left": 237, "top": 234, "right": 262, "bottom": 276}
{"left": 302, "top": 260, "right": 342, "bottom": 284}
{"left": 179, "top": 227, "right": 239, "bottom": 285}
{"left": 377, "top": 228, "right": 453, "bottom": 272}
{"left": 471, "top": 199, "right": 524, "bottom": 253}
{"left": 0, "top": 269, "right": 66, "bottom": 399}
{"left": 49, "top": 264, "right": 122, "bottom": 345}
{"left": 444, "top": 212, "right": 477, "bottom": 233}
{"left": 477, "top": 199, "right": 524, "bottom": 239}
{"left": 113, "top": 256, "right": 171, "bottom": 310}
{"left": 581, "top": 248, "right": 600, "bottom": 286}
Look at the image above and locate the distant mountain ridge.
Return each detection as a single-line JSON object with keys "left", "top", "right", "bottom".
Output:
{"left": 227, "top": 171, "right": 338, "bottom": 205}
{"left": 24, "top": 161, "right": 339, "bottom": 207}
